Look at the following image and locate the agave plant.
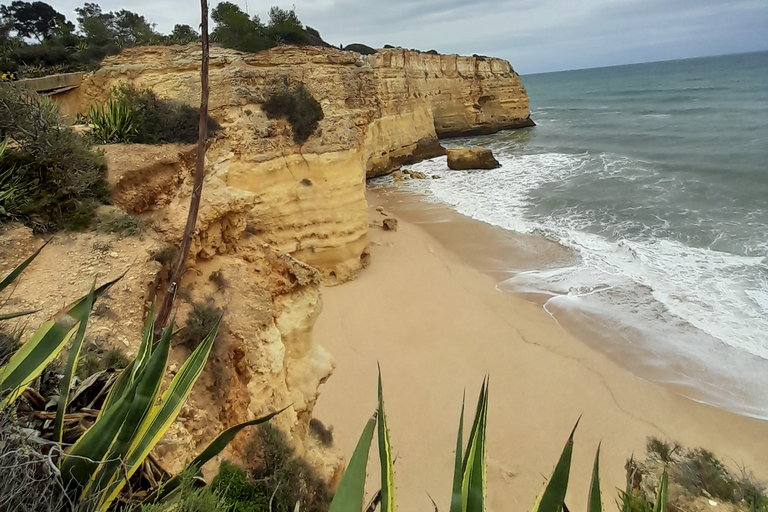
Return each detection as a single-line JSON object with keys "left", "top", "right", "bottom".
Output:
{"left": 0, "top": 246, "right": 284, "bottom": 510}
{"left": 329, "top": 372, "right": 669, "bottom": 512}
{"left": 88, "top": 98, "right": 136, "bottom": 144}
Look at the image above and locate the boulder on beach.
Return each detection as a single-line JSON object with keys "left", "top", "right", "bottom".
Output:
{"left": 446, "top": 147, "right": 500, "bottom": 170}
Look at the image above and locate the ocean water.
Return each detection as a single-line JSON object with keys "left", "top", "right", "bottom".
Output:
{"left": 387, "top": 52, "right": 768, "bottom": 419}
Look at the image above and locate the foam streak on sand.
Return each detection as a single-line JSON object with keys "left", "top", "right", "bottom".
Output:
{"left": 313, "top": 189, "right": 768, "bottom": 512}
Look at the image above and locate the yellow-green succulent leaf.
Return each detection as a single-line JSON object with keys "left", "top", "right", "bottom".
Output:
{"left": 148, "top": 407, "right": 287, "bottom": 504}
{"left": 449, "top": 391, "right": 466, "bottom": 512}
{"left": 377, "top": 364, "right": 396, "bottom": 512}
{"left": 329, "top": 411, "right": 377, "bottom": 512}
{"left": 123, "top": 317, "right": 220, "bottom": 480}
{"left": 466, "top": 377, "right": 489, "bottom": 512}
{"left": 530, "top": 418, "right": 579, "bottom": 512}
{"left": 0, "top": 275, "right": 120, "bottom": 405}
{"left": 0, "top": 238, "right": 48, "bottom": 293}
{"left": 91, "top": 320, "right": 173, "bottom": 507}
{"left": 53, "top": 282, "right": 96, "bottom": 443}
{"left": 588, "top": 443, "right": 603, "bottom": 512}
{"left": 652, "top": 469, "right": 668, "bottom": 512}
{"left": 99, "top": 302, "right": 156, "bottom": 417}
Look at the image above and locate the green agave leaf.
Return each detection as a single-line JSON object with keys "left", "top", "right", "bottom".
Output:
{"left": 0, "top": 276, "right": 119, "bottom": 405}
{"left": 328, "top": 410, "right": 377, "bottom": 512}
{"left": 124, "top": 317, "right": 221, "bottom": 475}
{"left": 92, "top": 322, "right": 174, "bottom": 508}
{"left": 0, "top": 238, "right": 49, "bottom": 293}
{"left": 652, "top": 470, "right": 668, "bottom": 512}
{"left": 99, "top": 304, "right": 156, "bottom": 418}
{"left": 588, "top": 443, "right": 603, "bottom": 512}
{"left": 149, "top": 408, "right": 287, "bottom": 504}
{"left": 53, "top": 282, "right": 96, "bottom": 443}
{"left": 459, "top": 377, "right": 488, "bottom": 512}
{"left": 466, "top": 377, "right": 489, "bottom": 512}
{"left": 530, "top": 418, "right": 580, "bottom": 512}
{"left": 449, "top": 391, "right": 466, "bottom": 512}
{"left": 377, "top": 364, "right": 396, "bottom": 512}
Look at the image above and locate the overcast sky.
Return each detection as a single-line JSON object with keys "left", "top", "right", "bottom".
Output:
{"left": 48, "top": 0, "right": 768, "bottom": 74}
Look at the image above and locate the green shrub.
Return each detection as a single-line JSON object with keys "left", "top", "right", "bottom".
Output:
{"left": 262, "top": 84, "right": 323, "bottom": 143}
{"left": 210, "top": 461, "right": 269, "bottom": 512}
{"left": 111, "top": 85, "right": 219, "bottom": 144}
{"left": 245, "top": 424, "right": 332, "bottom": 512}
{"left": 0, "top": 84, "right": 108, "bottom": 232}
{"left": 152, "top": 245, "right": 178, "bottom": 267}
{"left": 646, "top": 437, "right": 681, "bottom": 463}
{"left": 96, "top": 212, "right": 142, "bottom": 236}
{"left": 180, "top": 299, "right": 223, "bottom": 351}
{"left": 76, "top": 340, "right": 130, "bottom": 379}
{"left": 678, "top": 449, "right": 741, "bottom": 503}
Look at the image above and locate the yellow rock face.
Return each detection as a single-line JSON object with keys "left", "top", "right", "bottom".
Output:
{"left": 58, "top": 44, "right": 532, "bottom": 283}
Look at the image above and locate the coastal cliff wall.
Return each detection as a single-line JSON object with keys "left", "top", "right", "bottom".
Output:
{"left": 58, "top": 44, "right": 532, "bottom": 283}
{"left": 41, "top": 44, "right": 530, "bottom": 482}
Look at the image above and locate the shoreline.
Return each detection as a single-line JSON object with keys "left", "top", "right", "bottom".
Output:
{"left": 312, "top": 185, "right": 768, "bottom": 511}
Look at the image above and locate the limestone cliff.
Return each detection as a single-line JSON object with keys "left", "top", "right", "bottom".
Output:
{"left": 58, "top": 44, "right": 532, "bottom": 283}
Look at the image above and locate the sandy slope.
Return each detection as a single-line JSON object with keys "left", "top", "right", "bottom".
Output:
{"left": 312, "top": 188, "right": 768, "bottom": 512}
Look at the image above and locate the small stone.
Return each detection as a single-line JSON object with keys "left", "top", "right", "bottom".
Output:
{"left": 375, "top": 206, "right": 385, "bottom": 212}
{"left": 708, "top": 500, "right": 717, "bottom": 507}
{"left": 432, "top": 175, "right": 440, "bottom": 179}
{"left": 109, "top": 252, "right": 118, "bottom": 258}
{"left": 382, "top": 218, "right": 398, "bottom": 231}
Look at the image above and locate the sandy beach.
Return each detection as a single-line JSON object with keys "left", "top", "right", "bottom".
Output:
{"left": 312, "top": 186, "right": 768, "bottom": 512}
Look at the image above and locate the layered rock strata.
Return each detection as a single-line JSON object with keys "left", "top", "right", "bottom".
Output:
{"left": 58, "top": 44, "right": 532, "bottom": 283}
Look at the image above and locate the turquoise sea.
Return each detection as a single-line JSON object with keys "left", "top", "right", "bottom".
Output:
{"left": 396, "top": 51, "right": 768, "bottom": 419}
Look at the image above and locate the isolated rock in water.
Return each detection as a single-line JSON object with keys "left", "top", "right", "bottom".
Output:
{"left": 446, "top": 147, "right": 501, "bottom": 170}
{"left": 382, "top": 218, "right": 398, "bottom": 231}
{"left": 404, "top": 169, "right": 427, "bottom": 179}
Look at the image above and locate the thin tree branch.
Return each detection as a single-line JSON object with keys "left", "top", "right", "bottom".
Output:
{"left": 154, "top": 0, "right": 210, "bottom": 336}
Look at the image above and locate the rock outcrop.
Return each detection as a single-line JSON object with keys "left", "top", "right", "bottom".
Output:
{"left": 446, "top": 147, "right": 501, "bottom": 170}
{"left": 57, "top": 44, "right": 533, "bottom": 283}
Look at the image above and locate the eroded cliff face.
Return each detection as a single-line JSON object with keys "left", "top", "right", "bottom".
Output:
{"left": 36, "top": 44, "right": 530, "bottom": 484}
{"left": 58, "top": 44, "right": 532, "bottom": 283}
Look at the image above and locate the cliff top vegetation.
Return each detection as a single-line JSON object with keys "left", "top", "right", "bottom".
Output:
{"left": 0, "top": 1, "right": 329, "bottom": 78}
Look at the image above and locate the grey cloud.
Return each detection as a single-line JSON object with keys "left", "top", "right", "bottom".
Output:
{"left": 44, "top": 0, "right": 768, "bottom": 73}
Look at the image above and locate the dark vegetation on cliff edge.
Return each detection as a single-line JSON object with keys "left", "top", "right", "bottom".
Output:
{"left": 0, "top": 0, "right": 328, "bottom": 78}
{"left": 262, "top": 83, "right": 324, "bottom": 144}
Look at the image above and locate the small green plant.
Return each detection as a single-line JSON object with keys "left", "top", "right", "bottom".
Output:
{"left": 76, "top": 340, "right": 130, "bottom": 379}
{"left": 96, "top": 212, "right": 142, "bottom": 237}
{"left": 646, "top": 437, "right": 681, "bottom": 463}
{"left": 262, "top": 84, "right": 324, "bottom": 144}
{"left": 152, "top": 246, "right": 178, "bottom": 267}
{"left": 88, "top": 97, "right": 136, "bottom": 143}
{"left": 180, "top": 299, "right": 223, "bottom": 351}
{"left": 209, "top": 270, "right": 228, "bottom": 289}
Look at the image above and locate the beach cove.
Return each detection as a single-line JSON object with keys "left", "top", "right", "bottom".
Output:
{"left": 313, "top": 186, "right": 768, "bottom": 511}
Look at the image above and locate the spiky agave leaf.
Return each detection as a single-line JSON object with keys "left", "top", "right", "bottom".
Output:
{"left": 652, "top": 470, "right": 668, "bottom": 512}
{"left": 449, "top": 391, "right": 466, "bottom": 512}
{"left": 377, "top": 364, "right": 396, "bottom": 512}
{"left": 588, "top": 443, "right": 603, "bottom": 512}
{"left": 53, "top": 282, "right": 96, "bottom": 443}
{"left": 329, "top": 410, "right": 377, "bottom": 512}
{"left": 463, "top": 377, "right": 489, "bottom": 512}
{"left": 60, "top": 322, "right": 173, "bottom": 499}
{"left": 530, "top": 418, "right": 580, "bottom": 512}
{"left": 0, "top": 276, "right": 119, "bottom": 405}
{"left": 147, "top": 407, "right": 287, "bottom": 504}
{"left": 99, "top": 317, "right": 223, "bottom": 508}
{"left": 0, "top": 240, "right": 48, "bottom": 321}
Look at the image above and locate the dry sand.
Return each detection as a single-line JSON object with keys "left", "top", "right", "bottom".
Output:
{"left": 312, "top": 187, "right": 768, "bottom": 512}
